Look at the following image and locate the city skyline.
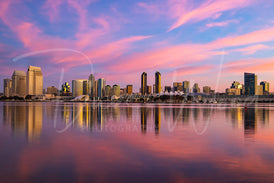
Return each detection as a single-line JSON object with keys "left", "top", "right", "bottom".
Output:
{"left": 0, "top": 1, "right": 274, "bottom": 92}
{"left": 2, "top": 65, "right": 271, "bottom": 98}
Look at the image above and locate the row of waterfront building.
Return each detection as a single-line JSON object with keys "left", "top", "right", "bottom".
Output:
{"left": 2, "top": 66, "right": 271, "bottom": 100}
{"left": 3, "top": 66, "right": 43, "bottom": 98}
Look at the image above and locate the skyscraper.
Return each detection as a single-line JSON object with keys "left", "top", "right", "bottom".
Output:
{"left": 62, "top": 82, "right": 71, "bottom": 93}
{"left": 46, "top": 86, "right": 58, "bottom": 95}
{"left": 183, "top": 81, "right": 190, "bottom": 93}
{"left": 105, "top": 85, "right": 111, "bottom": 97}
{"left": 141, "top": 72, "right": 147, "bottom": 95}
{"left": 126, "top": 85, "right": 133, "bottom": 95}
{"left": 88, "top": 74, "right": 95, "bottom": 97}
{"left": 27, "top": 66, "right": 43, "bottom": 96}
{"left": 192, "top": 83, "right": 200, "bottom": 93}
{"left": 155, "top": 71, "right": 161, "bottom": 94}
{"left": 260, "top": 81, "right": 270, "bottom": 95}
{"left": 72, "top": 80, "right": 84, "bottom": 97}
{"left": 173, "top": 82, "right": 182, "bottom": 92}
{"left": 12, "top": 70, "right": 26, "bottom": 97}
{"left": 3, "top": 79, "right": 12, "bottom": 97}
{"left": 97, "top": 78, "right": 106, "bottom": 98}
{"left": 203, "top": 86, "right": 211, "bottom": 94}
{"left": 244, "top": 73, "right": 257, "bottom": 95}
{"left": 113, "top": 84, "right": 120, "bottom": 97}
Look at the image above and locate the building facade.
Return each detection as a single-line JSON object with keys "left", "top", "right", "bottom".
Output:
{"left": 155, "top": 71, "right": 161, "bottom": 94}
{"left": 183, "top": 81, "right": 190, "bottom": 93}
{"left": 126, "top": 85, "right": 133, "bottom": 95}
{"left": 3, "top": 79, "right": 12, "bottom": 97}
{"left": 12, "top": 70, "right": 26, "bottom": 97}
{"left": 27, "top": 66, "right": 43, "bottom": 96}
{"left": 244, "top": 73, "right": 257, "bottom": 95}
{"left": 97, "top": 78, "right": 106, "bottom": 98}
{"left": 141, "top": 72, "right": 147, "bottom": 95}
{"left": 72, "top": 79, "right": 88, "bottom": 98}
{"left": 260, "top": 81, "right": 270, "bottom": 95}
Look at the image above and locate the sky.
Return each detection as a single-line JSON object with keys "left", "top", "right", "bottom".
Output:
{"left": 0, "top": 0, "right": 274, "bottom": 92}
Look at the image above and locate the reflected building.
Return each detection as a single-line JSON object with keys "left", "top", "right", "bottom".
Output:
{"left": 27, "top": 104, "right": 43, "bottom": 142}
{"left": 11, "top": 105, "right": 27, "bottom": 135}
{"left": 154, "top": 106, "right": 161, "bottom": 134}
{"left": 244, "top": 108, "right": 256, "bottom": 138}
{"left": 141, "top": 107, "right": 147, "bottom": 133}
{"left": 182, "top": 108, "right": 190, "bottom": 124}
{"left": 3, "top": 104, "right": 42, "bottom": 142}
{"left": 230, "top": 108, "right": 243, "bottom": 129}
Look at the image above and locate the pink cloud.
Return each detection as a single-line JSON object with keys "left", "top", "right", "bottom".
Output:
{"left": 206, "top": 19, "right": 239, "bottom": 28}
{"left": 230, "top": 44, "right": 273, "bottom": 55}
{"left": 208, "top": 27, "right": 274, "bottom": 49}
{"left": 168, "top": 0, "right": 254, "bottom": 31}
{"left": 223, "top": 57, "right": 274, "bottom": 73}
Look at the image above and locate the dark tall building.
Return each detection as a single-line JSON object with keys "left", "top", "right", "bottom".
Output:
{"left": 260, "top": 81, "right": 270, "bottom": 95}
{"left": 244, "top": 73, "right": 257, "bottom": 95}
{"left": 155, "top": 71, "right": 161, "bottom": 94}
{"left": 141, "top": 72, "right": 147, "bottom": 95}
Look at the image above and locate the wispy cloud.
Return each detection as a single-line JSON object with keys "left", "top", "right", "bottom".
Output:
{"left": 230, "top": 44, "right": 274, "bottom": 55}
{"left": 206, "top": 19, "right": 239, "bottom": 28}
{"left": 168, "top": 0, "right": 255, "bottom": 31}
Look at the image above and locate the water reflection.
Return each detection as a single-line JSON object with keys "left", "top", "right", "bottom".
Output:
{"left": 1, "top": 103, "right": 274, "bottom": 182}
{"left": 154, "top": 106, "right": 161, "bottom": 135}
{"left": 3, "top": 103, "right": 42, "bottom": 142}
{"left": 141, "top": 107, "right": 147, "bottom": 133}
{"left": 1, "top": 103, "right": 271, "bottom": 140}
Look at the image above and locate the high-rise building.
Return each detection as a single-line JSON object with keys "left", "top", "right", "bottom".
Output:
{"left": 83, "top": 80, "right": 89, "bottom": 95}
{"left": 88, "top": 74, "right": 95, "bottom": 97}
{"left": 113, "top": 84, "right": 120, "bottom": 97}
{"left": 165, "top": 86, "right": 172, "bottom": 93}
{"left": 105, "top": 85, "right": 111, "bottom": 97}
{"left": 47, "top": 86, "right": 58, "bottom": 95}
{"left": 256, "top": 85, "right": 263, "bottom": 96}
{"left": 120, "top": 88, "right": 126, "bottom": 95}
{"left": 72, "top": 79, "right": 88, "bottom": 97}
{"left": 227, "top": 81, "right": 244, "bottom": 95}
{"left": 141, "top": 72, "right": 147, "bottom": 95}
{"left": 3, "top": 79, "right": 12, "bottom": 97}
{"left": 97, "top": 78, "right": 106, "bottom": 98}
{"left": 155, "top": 71, "right": 161, "bottom": 94}
{"left": 173, "top": 82, "right": 182, "bottom": 92}
{"left": 244, "top": 73, "right": 257, "bottom": 95}
{"left": 26, "top": 66, "right": 43, "bottom": 96}
{"left": 126, "top": 85, "right": 133, "bottom": 95}
{"left": 183, "top": 81, "right": 190, "bottom": 93}
{"left": 12, "top": 70, "right": 26, "bottom": 97}
{"left": 260, "top": 81, "right": 270, "bottom": 95}
{"left": 192, "top": 83, "right": 200, "bottom": 93}
{"left": 62, "top": 82, "right": 71, "bottom": 93}
{"left": 203, "top": 86, "right": 211, "bottom": 94}
{"left": 147, "top": 86, "right": 152, "bottom": 94}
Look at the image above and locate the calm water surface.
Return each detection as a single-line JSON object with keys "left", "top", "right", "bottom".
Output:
{"left": 1, "top": 102, "right": 274, "bottom": 182}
